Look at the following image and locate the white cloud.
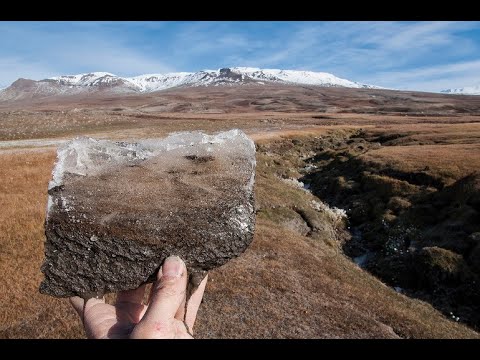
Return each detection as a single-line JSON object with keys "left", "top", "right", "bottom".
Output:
{"left": 368, "top": 59, "right": 480, "bottom": 92}
{"left": 0, "top": 56, "right": 58, "bottom": 85}
{"left": 0, "top": 22, "right": 174, "bottom": 85}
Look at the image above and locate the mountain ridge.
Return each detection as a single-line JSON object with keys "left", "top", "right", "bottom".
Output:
{"left": 0, "top": 67, "right": 380, "bottom": 101}
{"left": 46, "top": 67, "right": 379, "bottom": 91}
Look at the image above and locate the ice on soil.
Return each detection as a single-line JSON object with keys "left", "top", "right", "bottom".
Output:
{"left": 47, "top": 129, "right": 256, "bottom": 214}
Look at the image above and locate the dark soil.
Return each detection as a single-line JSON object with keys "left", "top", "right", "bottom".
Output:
{"left": 40, "top": 139, "right": 256, "bottom": 299}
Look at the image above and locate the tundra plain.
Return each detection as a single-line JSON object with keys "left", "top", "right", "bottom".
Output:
{"left": 1, "top": 84, "right": 479, "bottom": 338}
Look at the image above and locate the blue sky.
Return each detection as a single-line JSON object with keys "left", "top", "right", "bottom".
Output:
{"left": 0, "top": 21, "right": 479, "bottom": 92}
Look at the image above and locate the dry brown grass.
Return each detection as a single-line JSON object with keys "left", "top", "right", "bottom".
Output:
{"left": 0, "top": 150, "right": 83, "bottom": 338}
{"left": 1, "top": 84, "right": 480, "bottom": 338}
{"left": 364, "top": 123, "right": 480, "bottom": 187}
{"left": 196, "top": 218, "right": 478, "bottom": 338}
{"left": 0, "top": 144, "right": 478, "bottom": 338}
{"left": 362, "top": 143, "right": 480, "bottom": 186}
{"left": 365, "top": 122, "right": 480, "bottom": 146}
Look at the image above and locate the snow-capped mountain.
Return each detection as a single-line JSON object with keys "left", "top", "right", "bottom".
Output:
{"left": 48, "top": 72, "right": 116, "bottom": 86}
{"left": 229, "top": 67, "right": 368, "bottom": 87}
{"left": 441, "top": 85, "right": 480, "bottom": 95}
{"left": 0, "top": 67, "right": 379, "bottom": 101}
{"left": 46, "top": 68, "right": 377, "bottom": 91}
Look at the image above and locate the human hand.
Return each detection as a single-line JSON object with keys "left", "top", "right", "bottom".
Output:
{"left": 70, "top": 255, "right": 207, "bottom": 339}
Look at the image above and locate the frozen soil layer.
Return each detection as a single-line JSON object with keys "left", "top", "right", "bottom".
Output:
{"left": 40, "top": 129, "right": 256, "bottom": 298}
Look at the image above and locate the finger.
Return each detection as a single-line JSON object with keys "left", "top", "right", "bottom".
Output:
{"left": 69, "top": 296, "right": 85, "bottom": 319}
{"left": 70, "top": 296, "right": 106, "bottom": 324}
{"left": 185, "top": 274, "right": 208, "bottom": 331}
{"left": 83, "top": 296, "right": 106, "bottom": 316}
{"left": 116, "top": 285, "right": 148, "bottom": 324}
{"left": 146, "top": 270, "right": 161, "bottom": 305}
{"left": 139, "top": 256, "right": 187, "bottom": 325}
{"left": 147, "top": 286, "right": 154, "bottom": 305}
{"left": 116, "top": 284, "right": 147, "bottom": 305}
{"left": 174, "top": 292, "right": 186, "bottom": 321}
{"left": 139, "top": 283, "right": 156, "bottom": 321}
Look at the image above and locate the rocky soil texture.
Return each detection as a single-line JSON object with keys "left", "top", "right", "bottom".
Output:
{"left": 40, "top": 130, "right": 256, "bottom": 299}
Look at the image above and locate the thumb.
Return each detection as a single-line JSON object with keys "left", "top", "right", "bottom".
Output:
{"left": 133, "top": 256, "right": 187, "bottom": 336}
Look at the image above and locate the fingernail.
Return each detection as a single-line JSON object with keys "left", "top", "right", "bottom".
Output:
{"left": 162, "top": 255, "right": 184, "bottom": 277}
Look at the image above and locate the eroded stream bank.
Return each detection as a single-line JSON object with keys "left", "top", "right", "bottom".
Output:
{"left": 256, "top": 128, "right": 480, "bottom": 330}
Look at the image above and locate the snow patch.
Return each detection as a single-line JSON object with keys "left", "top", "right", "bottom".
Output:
{"left": 282, "top": 177, "right": 308, "bottom": 190}
{"left": 310, "top": 199, "right": 347, "bottom": 223}
{"left": 441, "top": 84, "right": 480, "bottom": 95}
